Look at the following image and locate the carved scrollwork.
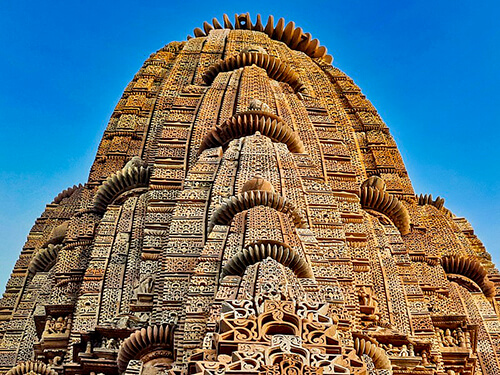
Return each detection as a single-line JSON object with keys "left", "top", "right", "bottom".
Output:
{"left": 199, "top": 111, "right": 305, "bottom": 154}
{"left": 353, "top": 336, "right": 392, "bottom": 370}
{"left": 6, "top": 361, "right": 58, "bottom": 375}
{"left": 221, "top": 240, "right": 313, "bottom": 279}
{"left": 360, "top": 176, "right": 410, "bottom": 235}
{"left": 28, "top": 244, "right": 63, "bottom": 274}
{"left": 117, "top": 323, "right": 175, "bottom": 373}
{"left": 191, "top": 13, "right": 332, "bottom": 63}
{"left": 441, "top": 254, "right": 496, "bottom": 298}
{"left": 202, "top": 53, "right": 307, "bottom": 93}
{"left": 51, "top": 183, "right": 83, "bottom": 204}
{"left": 209, "top": 190, "right": 308, "bottom": 231}
{"left": 417, "top": 193, "right": 445, "bottom": 209}
{"left": 93, "top": 156, "right": 150, "bottom": 213}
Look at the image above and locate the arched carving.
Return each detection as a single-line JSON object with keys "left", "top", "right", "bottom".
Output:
{"left": 191, "top": 13, "right": 332, "bottom": 63}
{"left": 441, "top": 255, "right": 496, "bottom": 298}
{"left": 202, "top": 53, "right": 307, "bottom": 94}
{"left": 209, "top": 190, "right": 308, "bottom": 232}
{"left": 353, "top": 336, "right": 392, "bottom": 370}
{"left": 6, "top": 361, "right": 58, "bottom": 375}
{"left": 360, "top": 176, "right": 410, "bottom": 235}
{"left": 199, "top": 111, "right": 305, "bottom": 154}
{"left": 93, "top": 157, "right": 150, "bottom": 213}
{"left": 117, "top": 323, "right": 175, "bottom": 373}
{"left": 28, "top": 244, "right": 63, "bottom": 274}
{"left": 221, "top": 240, "right": 313, "bottom": 279}
{"left": 52, "top": 183, "right": 83, "bottom": 204}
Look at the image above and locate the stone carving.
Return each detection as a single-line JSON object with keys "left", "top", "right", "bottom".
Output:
{"left": 221, "top": 240, "right": 313, "bottom": 279}
{"left": 28, "top": 244, "right": 63, "bottom": 274}
{"left": 417, "top": 193, "right": 445, "bottom": 209}
{"left": 51, "top": 183, "right": 83, "bottom": 204}
{"left": 117, "top": 323, "right": 175, "bottom": 373}
{"left": 353, "top": 336, "right": 391, "bottom": 370}
{"left": 248, "top": 98, "right": 271, "bottom": 112}
{"left": 2, "top": 12, "right": 500, "bottom": 375}
{"left": 209, "top": 190, "right": 308, "bottom": 231}
{"left": 93, "top": 157, "right": 150, "bottom": 213}
{"left": 202, "top": 53, "right": 307, "bottom": 93}
{"left": 199, "top": 111, "right": 305, "bottom": 153}
{"left": 191, "top": 14, "right": 332, "bottom": 63}
{"left": 6, "top": 361, "right": 58, "bottom": 375}
{"left": 441, "top": 254, "right": 496, "bottom": 297}
{"left": 104, "top": 313, "right": 150, "bottom": 329}
{"left": 44, "top": 315, "right": 71, "bottom": 335}
{"left": 241, "top": 176, "right": 275, "bottom": 194}
{"left": 359, "top": 176, "right": 411, "bottom": 235}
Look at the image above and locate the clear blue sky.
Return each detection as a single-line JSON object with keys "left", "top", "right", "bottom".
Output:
{"left": 0, "top": 1, "right": 498, "bottom": 290}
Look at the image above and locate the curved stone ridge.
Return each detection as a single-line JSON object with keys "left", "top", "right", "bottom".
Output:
{"left": 6, "top": 361, "right": 58, "bottom": 375}
{"left": 117, "top": 323, "right": 175, "bottom": 373}
{"left": 209, "top": 190, "right": 307, "bottom": 232}
{"left": 417, "top": 193, "right": 445, "bottom": 210}
{"left": 51, "top": 183, "right": 83, "bottom": 204}
{"left": 221, "top": 240, "right": 313, "bottom": 279}
{"left": 191, "top": 13, "right": 332, "bottom": 63}
{"left": 353, "top": 336, "right": 391, "bottom": 370}
{"left": 93, "top": 157, "right": 150, "bottom": 213}
{"left": 441, "top": 254, "right": 496, "bottom": 298}
{"left": 199, "top": 110, "right": 305, "bottom": 154}
{"left": 28, "top": 244, "right": 62, "bottom": 274}
{"left": 360, "top": 176, "right": 411, "bottom": 235}
{"left": 202, "top": 52, "right": 307, "bottom": 94}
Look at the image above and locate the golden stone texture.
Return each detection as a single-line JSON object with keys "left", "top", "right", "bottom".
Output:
{"left": 1, "top": 13, "right": 499, "bottom": 375}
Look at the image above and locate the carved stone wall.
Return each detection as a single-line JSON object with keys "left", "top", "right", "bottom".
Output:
{"left": 1, "top": 13, "right": 499, "bottom": 375}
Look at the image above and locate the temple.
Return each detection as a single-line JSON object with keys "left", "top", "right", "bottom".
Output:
{"left": 1, "top": 13, "right": 499, "bottom": 375}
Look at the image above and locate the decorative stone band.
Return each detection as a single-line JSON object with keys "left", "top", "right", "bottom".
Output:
{"left": 209, "top": 190, "right": 308, "bottom": 232}
{"left": 191, "top": 13, "right": 333, "bottom": 63}
{"left": 93, "top": 165, "right": 150, "bottom": 214}
{"left": 117, "top": 323, "right": 175, "bottom": 373}
{"left": 221, "top": 240, "right": 313, "bottom": 279}
{"left": 199, "top": 111, "right": 305, "bottom": 154}
{"left": 6, "top": 361, "right": 58, "bottom": 375}
{"left": 28, "top": 244, "right": 63, "bottom": 274}
{"left": 441, "top": 254, "right": 496, "bottom": 298}
{"left": 202, "top": 53, "right": 307, "bottom": 94}
{"left": 353, "top": 336, "right": 392, "bottom": 370}
{"left": 51, "top": 183, "right": 83, "bottom": 204}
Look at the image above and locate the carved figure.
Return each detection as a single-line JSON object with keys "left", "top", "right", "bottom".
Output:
{"left": 44, "top": 316, "right": 70, "bottom": 335}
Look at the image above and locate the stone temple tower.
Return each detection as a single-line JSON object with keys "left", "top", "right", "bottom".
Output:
{"left": 1, "top": 13, "right": 500, "bottom": 375}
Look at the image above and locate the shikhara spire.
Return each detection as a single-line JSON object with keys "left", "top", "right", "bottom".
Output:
{"left": 1, "top": 13, "right": 498, "bottom": 375}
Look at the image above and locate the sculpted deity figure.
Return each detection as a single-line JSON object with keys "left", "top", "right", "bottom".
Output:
{"left": 45, "top": 315, "right": 70, "bottom": 335}
{"left": 358, "top": 286, "right": 378, "bottom": 309}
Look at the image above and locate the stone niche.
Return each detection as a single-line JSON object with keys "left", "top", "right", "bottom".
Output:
{"left": 33, "top": 305, "right": 73, "bottom": 366}
{"left": 432, "top": 315, "right": 478, "bottom": 375}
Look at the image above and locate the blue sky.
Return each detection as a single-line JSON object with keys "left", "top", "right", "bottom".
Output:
{"left": 0, "top": 1, "right": 498, "bottom": 290}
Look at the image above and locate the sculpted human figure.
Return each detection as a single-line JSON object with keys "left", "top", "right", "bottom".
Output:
{"left": 443, "top": 329, "right": 457, "bottom": 347}
{"left": 421, "top": 351, "right": 430, "bottom": 365}
{"left": 45, "top": 315, "right": 70, "bottom": 334}
{"left": 456, "top": 328, "right": 466, "bottom": 348}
